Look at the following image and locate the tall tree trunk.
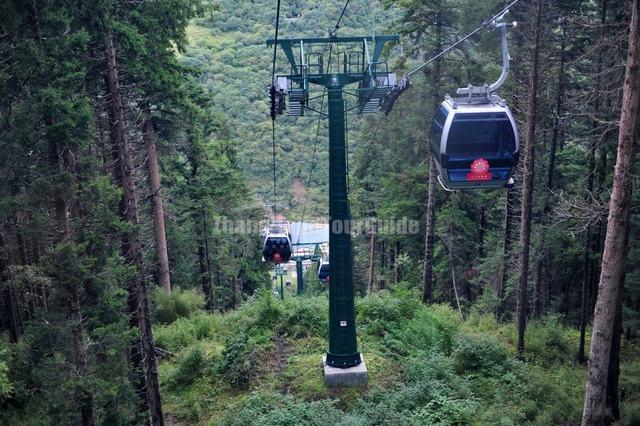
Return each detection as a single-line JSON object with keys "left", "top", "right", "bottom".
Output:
{"left": 367, "top": 223, "right": 376, "bottom": 294}
{"left": 105, "top": 33, "right": 164, "bottom": 426}
{"left": 547, "top": 25, "right": 567, "bottom": 191}
{"left": 578, "top": 229, "right": 591, "bottom": 364}
{"left": 478, "top": 206, "right": 486, "bottom": 259}
{"left": 198, "top": 231, "right": 213, "bottom": 311}
{"left": 31, "top": 5, "right": 94, "bottom": 420}
{"left": 582, "top": 1, "right": 639, "bottom": 423}
{"left": 533, "top": 257, "right": 542, "bottom": 319}
{"left": 0, "top": 233, "right": 20, "bottom": 343}
{"left": 394, "top": 241, "right": 401, "bottom": 285}
{"left": 606, "top": 259, "right": 625, "bottom": 422}
{"left": 61, "top": 149, "right": 95, "bottom": 426}
{"left": 421, "top": 11, "right": 443, "bottom": 304}
{"left": 516, "top": 0, "right": 542, "bottom": 355}
{"left": 143, "top": 103, "right": 171, "bottom": 295}
{"left": 380, "top": 240, "right": 386, "bottom": 290}
{"left": 497, "top": 188, "right": 513, "bottom": 319}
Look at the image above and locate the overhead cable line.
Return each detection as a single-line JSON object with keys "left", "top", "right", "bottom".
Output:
{"left": 269, "top": 0, "right": 282, "bottom": 219}
{"left": 297, "top": 0, "right": 350, "bottom": 241}
{"left": 383, "top": 0, "right": 521, "bottom": 114}
{"left": 334, "top": 0, "right": 351, "bottom": 33}
{"left": 405, "top": 0, "right": 521, "bottom": 78}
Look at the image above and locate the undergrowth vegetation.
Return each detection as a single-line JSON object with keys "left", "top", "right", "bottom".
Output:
{"left": 154, "top": 288, "right": 640, "bottom": 425}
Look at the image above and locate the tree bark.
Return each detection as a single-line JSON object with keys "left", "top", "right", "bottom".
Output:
{"left": 143, "top": 103, "right": 171, "bottom": 294}
{"left": 105, "top": 33, "right": 164, "bottom": 426}
{"left": 421, "top": 11, "right": 443, "bottom": 304}
{"left": 198, "top": 235, "right": 213, "bottom": 311}
{"left": 367, "top": 223, "right": 376, "bottom": 294}
{"left": 394, "top": 241, "right": 401, "bottom": 285}
{"left": 606, "top": 263, "right": 625, "bottom": 422}
{"left": 582, "top": 1, "right": 639, "bottom": 423}
{"left": 422, "top": 158, "right": 437, "bottom": 303}
{"left": 380, "top": 240, "right": 386, "bottom": 290}
{"left": 517, "top": 0, "right": 542, "bottom": 355}
{"left": 478, "top": 206, "right": 486, "bottom": 259}
{"left": 497, "top": 188, "right": 513, "bottom": 319}
{"left": 579, "top": 229, "right": 591, "bottom": 364}
{"left": 547, "top": 25, "right": 567, "bottom": 191}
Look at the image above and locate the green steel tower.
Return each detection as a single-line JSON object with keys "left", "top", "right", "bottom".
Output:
{"left": 267, "top": 35, "right": 398, "bottom": 376}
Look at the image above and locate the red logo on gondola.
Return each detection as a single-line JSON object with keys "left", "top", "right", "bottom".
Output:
{"left": 467, "top": 158, "right": 492, "bottom": 181}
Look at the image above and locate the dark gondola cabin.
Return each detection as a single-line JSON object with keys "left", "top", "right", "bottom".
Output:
{"left": 430, "top": 96, "right": 519, "bottom": 190}
{"left": 317, "top": 260, "right": 330, "bottom": 283}
{"left": 262, "top": 224, "right": 292, "bottom": 263}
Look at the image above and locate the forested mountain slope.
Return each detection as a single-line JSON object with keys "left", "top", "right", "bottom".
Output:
{"left": 1, "top": 0, "right": 640, "bottom": 425}
{"left": 179, "top": 0, "right": 398, "bottom": 218}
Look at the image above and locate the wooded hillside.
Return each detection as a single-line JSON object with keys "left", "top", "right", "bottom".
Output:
{"left": 1, "top": 0, "right": 639, "bottom": 425}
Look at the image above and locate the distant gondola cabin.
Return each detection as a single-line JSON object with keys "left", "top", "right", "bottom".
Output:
{"left": 262, "top": 224, "right": 292, "bottom": 263}
{"left": 317, "top": 260, "right": 330, "bottom": 283}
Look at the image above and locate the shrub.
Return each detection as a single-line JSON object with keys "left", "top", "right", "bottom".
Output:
{"left": 0, "top": 349, "right": 12, "bottom": 400}
{"left": 452, "top": 333, "right": 509, "bottom": 375}
{"left": 154, "top": 312, "right": 219, "bottom": 353}
{"left": 154, "top": 288, "right": 205, "bottom": 324}
{"left": 278, "top": 297, "right": 327, "bottom": 338}
{"left": 219, "top": 392, "right": 344, "bottom": 426}
{"left": 219, "top": 332, "right": 256, "bottom": 388}
{"left": 169, "top": 345, "right": 205, "bottom": 389}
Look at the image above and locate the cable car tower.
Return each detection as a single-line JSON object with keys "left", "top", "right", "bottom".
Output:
{"left": 267, "top": 33, "right": 398, "bottom": 385}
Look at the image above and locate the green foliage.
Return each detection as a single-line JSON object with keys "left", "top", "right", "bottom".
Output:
{"left": 153, "top": 287, "right": 205, "bottom": 324}
{"left": 155, "top": 312, "right": 220, "bottom": 353}
{"left": 219, "top": 332, "right": 256, "bottom": 389}
{"left": 219, "top": 392, "right": 343, "bottom": 426}
{"left": 452, "top": 333, "right": 509, "bottom": 375}
{"left": 171, "top": 345, "right": 206, "bottom": 389}
{"left": 151, "top": 291, "right": 633, "bottom": 425}
{"left": 0, "top": 349, "right": 12, "bottom": 400}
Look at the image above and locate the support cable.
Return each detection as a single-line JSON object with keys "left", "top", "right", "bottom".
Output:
{"left": 404, "top": 0, "right": 520, "bottom": 79}
{"left": 296, "top": 41, "right": 336, "bottom": 243}
{"left": 382, "top": 0, "right": 522, "bottom": 115}
{"left": 334, "top": 0, "right": 351, "bottom": 33}
{"left": 269, "top": 0, "right": 282, "bottom": 219}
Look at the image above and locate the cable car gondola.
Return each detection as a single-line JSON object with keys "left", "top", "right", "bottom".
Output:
{"left": 262, "top": 222, "right": 292, "bottom": 263}
{"left": 429, "top": 17, "right": 519, "bottom": 191}
{"left": 317, "top": 259, "right": 330, "bottom": 283}
{"left": 430, "top": 95, "right": 519, "bottom": 190}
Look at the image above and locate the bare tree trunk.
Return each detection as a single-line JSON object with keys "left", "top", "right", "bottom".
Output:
{"left": 198, "top": 234, "right": 213, "bottom": 310}
{"left": 497, "top": 188, "right": 513, "bottom": 319}
{"left": 105, "top": 33, "right": 164, "bottom": 426}
{"left": 517, "top": 0, "right": 542, "bottom": 355}
{"left": 422, "top": 157, "right": 437, "bottom": 303}
{"left": 421, "top": 12, "right": 443, "bottom": 304}
{"left": 62, "top": 149, "right": 95, "bottom": 426}
{"left": 478, "top": 206, "right": 486, "bottom": 259}
{"left": 394, "top": 241, "right": 401, "bottom": 285}
{"left": 380, "top": 240, "right": 386, "bottom": 290}
{"left": 547, "top": 25, "right": 567, "bottom": 191}
{"left": 582, "top": 1, "right": 639, "bottom": 423}
{"left": 448, "top": 223, "right": 463, "bottom": 320}
{"left": 579, "top": 230, "right": 592, "bottom": 364}
{"left": 606, "top": 264, "right": 625, "bottom": 422}
{"left": 0, "top": 233, "right": 20, "bottom": 343}
{"left": 143, "top": 103, "right": 171, "bottom": 295}
{"left": 367, "top": 223, "right": 376, "bottom": 294}
{"left": 533, "top": 257, "right": 542, "bottom": 319}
